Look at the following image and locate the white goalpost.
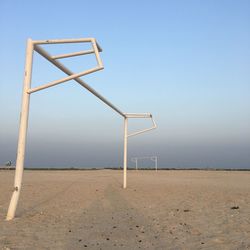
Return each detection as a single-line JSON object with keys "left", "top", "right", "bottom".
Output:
{"left": 6, "top": 37, "right": 157, "bottom": 220}
{"left": 131, "top": 156, "right": 158, "bottom": 171}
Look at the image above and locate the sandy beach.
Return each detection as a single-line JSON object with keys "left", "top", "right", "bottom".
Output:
{"left": 0, "top": 170, "right": 250, "bottom": 249}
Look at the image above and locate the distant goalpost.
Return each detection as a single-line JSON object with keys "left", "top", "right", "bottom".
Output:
{"left": 131, "top": 156, "right": 158, "bottom": 171}
{"left": 6, "top": 37, "right": 157, "bottom": 220}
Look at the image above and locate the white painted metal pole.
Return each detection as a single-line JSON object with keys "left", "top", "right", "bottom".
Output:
{"left": 6, "top": 39, "right": 34, "bottom": 220}
{"left": 155, "top": 157, "right": 158, "bottom": 172}
{"left": 136, "top": 158, "right": 138, "bottom": 171}
{"left": 51, "top": 49, "right": 95, "bottom": 60}
{"left": 124, "top": 113, "right": 152, "bottom": 118}
{"left": 27, "top": 66, "right": 103, "bottom": 94}
{"left": 32, "top": 38, "right": 103, "bottom": 52}
{"left": 127, "top": 117, "right": 157, "bottom": 137}
{"left": 91, "top": 39, "right": 103, "bottom": 68}
{"left": 32, "top": 38, "right": 93, "bottom": 45}
{"left": 123, "top": 117, "right": 128, "bottom": 189}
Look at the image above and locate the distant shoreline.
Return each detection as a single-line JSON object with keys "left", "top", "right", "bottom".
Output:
{"left": 0, "top": 167, "right": 249, "bottom": 171}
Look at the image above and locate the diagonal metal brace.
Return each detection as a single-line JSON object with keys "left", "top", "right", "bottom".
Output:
{"left": 127, "top": 116, "right": 157, "bottom": 137}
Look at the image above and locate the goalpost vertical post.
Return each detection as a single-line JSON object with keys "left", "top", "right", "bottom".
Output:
{"left": 123, "top": 117, "right": 128, "bottom": 189}
{"left": 6, "top": 39, "right": 34, "bottom": 220}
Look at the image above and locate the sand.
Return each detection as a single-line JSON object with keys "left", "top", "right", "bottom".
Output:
{"left": 0, "top": 170, "right": 250, "bottom": 249}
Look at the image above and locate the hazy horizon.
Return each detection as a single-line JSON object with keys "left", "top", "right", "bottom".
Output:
{"left": 0, "top": 1, "right": 249, "bottom": 169}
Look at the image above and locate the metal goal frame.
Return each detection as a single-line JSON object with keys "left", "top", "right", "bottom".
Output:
{"left": 6, "top": 37, "right": 157, "bottom": 220}
{"left": 131, "top": 156, "right": 158, "bottom": 171}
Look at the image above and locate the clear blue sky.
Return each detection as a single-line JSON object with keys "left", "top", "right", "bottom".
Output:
{"left": 0, "top": 0, "right": 249, "bottom": 168}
